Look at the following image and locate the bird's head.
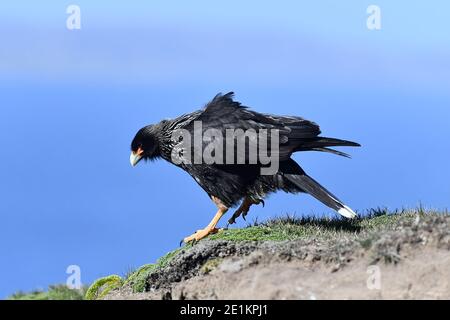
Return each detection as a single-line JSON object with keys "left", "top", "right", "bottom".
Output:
{"left": 130, "top": 125, "right": 159, "bottom": 167}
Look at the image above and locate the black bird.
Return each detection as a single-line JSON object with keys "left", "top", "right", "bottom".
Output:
{"left": 130, "top": 92, "right": 360, "bottom": 243}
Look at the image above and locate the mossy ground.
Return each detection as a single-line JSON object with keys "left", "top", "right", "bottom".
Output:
{"left": 88, "top": 207, "right": 442, "bottom": 299}
{"left": 84, "top": 275, "right": 123, "bottom": 300}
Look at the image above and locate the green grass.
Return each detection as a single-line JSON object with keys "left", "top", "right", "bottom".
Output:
{"left": 8, "top": 285, "right": 87, "bottom": 300}
{"left": 209, "top": 208, "right": 422, "bottom": 242}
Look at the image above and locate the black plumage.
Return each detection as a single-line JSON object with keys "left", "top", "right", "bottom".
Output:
{"left": 130, "top": 92, "right": 360, "bottom": 243}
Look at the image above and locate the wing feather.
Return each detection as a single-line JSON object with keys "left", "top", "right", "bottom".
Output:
{"left": 181, "top": 92, "right": 321, "bottom": 163}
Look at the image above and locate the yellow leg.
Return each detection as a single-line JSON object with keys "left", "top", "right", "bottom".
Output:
{"left": 183, "top": 197, "right": 228, "bottom": 243}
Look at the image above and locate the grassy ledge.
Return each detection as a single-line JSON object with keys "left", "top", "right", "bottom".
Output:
{"left": 85, "top": 207, "right": 443, "bottom": 299}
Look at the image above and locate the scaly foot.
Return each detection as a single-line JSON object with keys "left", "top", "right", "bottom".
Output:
{"left": 183, "top": 227, "right": 222, "bottom": 244}
{"left": 227, "top": 198, "right": 264, "bottom": 226}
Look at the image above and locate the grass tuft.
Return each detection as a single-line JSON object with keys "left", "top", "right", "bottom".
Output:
{"left": 8, "top": 285, "right": 87, "bottom": 300}
{"left": 124, "top": 248, "right": 183, "bottom": 293}
{"left": 85, "top": 275, "right": 123, "bottom": 300}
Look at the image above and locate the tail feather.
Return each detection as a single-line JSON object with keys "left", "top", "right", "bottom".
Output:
{"left": 284, "top": 173, "right": 357, "bottom": 218}
{"left": 309, "top": 137, "right": 361, "bottom": 148}
{"left": 309, "top": 147, "right": 351, "bottom": 158}
{"left": 296, "top": 137, "right": 360, "bottom": 157}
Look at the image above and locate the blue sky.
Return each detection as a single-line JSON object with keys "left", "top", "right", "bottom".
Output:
{"left": 0, "top": 1, "right": 449, "bottom": 298}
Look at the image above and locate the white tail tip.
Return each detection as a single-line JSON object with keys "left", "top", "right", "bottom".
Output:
{"left": 338, "top": 205, "right": 357, "bottom": 218}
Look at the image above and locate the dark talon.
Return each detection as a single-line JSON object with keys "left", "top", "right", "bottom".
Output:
{"left": 259, "top": 199, "right": 265, "bottom": 207}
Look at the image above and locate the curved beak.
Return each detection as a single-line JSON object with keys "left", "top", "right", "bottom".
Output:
{"left": 130, "top": 148, "right": 144, "bottom": 167}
